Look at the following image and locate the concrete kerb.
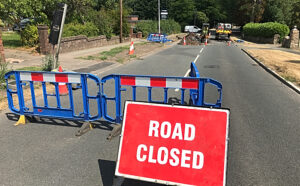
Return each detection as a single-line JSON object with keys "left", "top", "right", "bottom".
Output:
{"left": 241, "top": 48, "right": 300, "bottom": 94}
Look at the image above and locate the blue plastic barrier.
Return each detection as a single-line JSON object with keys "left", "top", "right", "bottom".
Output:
{"left": 189, "top": 62, "right": 222, "bottom": 107}
{"left": 101, "top": 66, "right": 222, "bottom": 123}
{"left": 5, "top": 71, "right": 102, "bottom": 124}
{"left": 5, "top": 63, "right": 222, "bottom": 126}
{"left": 147, "top": 33, "right": 172, "bottom": 43}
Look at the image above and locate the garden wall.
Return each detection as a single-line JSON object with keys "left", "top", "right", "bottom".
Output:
{"left": 38, "top": 25, "right": 131, "bottom": 54}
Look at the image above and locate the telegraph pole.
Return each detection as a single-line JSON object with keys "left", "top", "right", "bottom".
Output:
{"left": 158, "top": 0, "right": 160, "bottom": 33}
{"left": 120, "top": 0, "right": 123, "bottom": 43}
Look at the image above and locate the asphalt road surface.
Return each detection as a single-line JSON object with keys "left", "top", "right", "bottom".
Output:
{"left": 0, "top": 39, "right": 299, "bottom": 186}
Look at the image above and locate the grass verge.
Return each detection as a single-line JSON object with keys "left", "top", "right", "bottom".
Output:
{"left": 2, "top": 31, "right": 22, "bottom": 48}
{"left": 17, "top": 66, "right": 43, "bottom": 71}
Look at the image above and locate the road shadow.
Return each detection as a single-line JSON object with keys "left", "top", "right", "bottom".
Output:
{"left": 286, "top": 60, "right": 300, "bottom": 64}
{"left": 98, "top": 159, "right": 165, "bottom": 186}
{"left": 5, "top": 113, "right": 114, "bottom": 131}
{"left": 168, "top": 97, "right": 188, "bottom": 105}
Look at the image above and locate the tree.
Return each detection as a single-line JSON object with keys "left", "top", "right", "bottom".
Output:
{"left": 124, "top": 0, "right": 157, "bottom": 20}
{"left": 291, "top": 0, "right": 300, "bottom": 28}
{"left": 262, "top": 0, "right": 294, "bottom": 26}
{"left": 168, "top": 0, "right": 196, "bottom": 28}
{"left": 194, "top": 0, "right": 227, "bottom": 26}
{"left": 194, "top": 11, "right": 209, "bottom": 26}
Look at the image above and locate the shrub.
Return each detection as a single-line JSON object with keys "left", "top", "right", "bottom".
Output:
{"left": 90, "top": 9, "right": 114, "bottom": 39}
{"left": 63, "top": 22, "right": 99, "bottom": 38}
{"left": 20, "top": 25, "right": 39, "bottom": 47}
{"left": 0, "top": 57, "right": 8, "bottom": 88}
{"left": 136, "top": 20, "right": 157, "bottom": 37}
{"left": 160, "top": 19, "right": 181, "bottom": 35}
{"left": 243, "top": 22, "right": 290, "bottom": 38}
{"left": 136, "top": 19, "right": 181, "bottom": 37}
{"left": 42, "top": 55, "right": 54, "bottom": 71}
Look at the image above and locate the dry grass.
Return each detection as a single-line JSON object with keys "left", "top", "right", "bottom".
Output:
{"left": 0, "top": 83, "right": 55, "bottom": 111}
{"left": 246, "top": 49, "right": 300, "bottom": 87}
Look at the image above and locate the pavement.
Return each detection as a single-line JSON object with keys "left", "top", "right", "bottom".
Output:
{"left": 0, "top": 35, "right": 299, "bottom": 186}
{"left": 4, "top": 38, "right": 148, "bottom": 72}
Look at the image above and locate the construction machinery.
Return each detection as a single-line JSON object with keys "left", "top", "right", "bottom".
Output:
{"left": 201, "top": 23, "right": 210, "bottom": 43}
{"left": 215, "top": 23, "right": 232, "bottom": 40}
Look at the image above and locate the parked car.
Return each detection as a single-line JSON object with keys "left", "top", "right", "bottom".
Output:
{"left": 184, "top": 25, "right": 201, "bottom": 33}
{"left": 13, "top": 18, "right": 35, "bottom": 31}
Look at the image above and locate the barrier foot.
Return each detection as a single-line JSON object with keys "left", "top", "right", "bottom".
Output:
{"left": 75, "top": 122, "right": 93, "bottom": 137}
{"left": 14, "top": 115, "right": 27, "bottom": 126}
{"left": 112, "top": 176, "right": 125, "bottom": 186}
{"left": 106, "top": 124, "right": 122, "bottom": 141}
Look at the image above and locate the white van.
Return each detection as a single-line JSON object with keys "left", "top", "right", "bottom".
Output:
{"left": 184, "top": 25, "right": 201, "bottom": 33}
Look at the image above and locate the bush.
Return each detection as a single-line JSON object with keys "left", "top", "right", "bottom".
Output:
{"left": 90, "top": 9, "right": 114, "bottom": 39}
{"left": 42, "top": 55, "right": 54, "bottom": 71}
{"left": 243, "top": 22, "right": 290, "bottom": 38}
{"left": 136, "top": 19, "right": 181, "bottom": 37}
{"left": 63, "top": 22, "right": 99, "bottom": 38}
{"left": 0, "top": 57, "right": 8, "bottom": 88}
{"left": 20, "top": 25, "right": 39, "bottom": 47}
{"left": 160, "top": 20, "right": 181, "bottom": 35}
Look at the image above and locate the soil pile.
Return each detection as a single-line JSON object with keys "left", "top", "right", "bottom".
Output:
{"left": 180, "top": 33, "right": 201, "bottom": 45}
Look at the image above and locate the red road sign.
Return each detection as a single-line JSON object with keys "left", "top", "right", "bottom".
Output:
{"left": 115, "top": 102, "right": 230, "bottom": 186}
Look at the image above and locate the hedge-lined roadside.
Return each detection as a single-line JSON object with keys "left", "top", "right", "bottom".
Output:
{"left": 243, "top": 22, "right": 290, "bottom": 38}
{"left": 136, "top": 19, "right": 181, "bottom": 37}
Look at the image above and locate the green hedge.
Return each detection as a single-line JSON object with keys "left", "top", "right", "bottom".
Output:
{"left": 136, "top": 19, "right": 181, "bottom": 37}
{"left": 63, "top": 22, "right": 99, "bottom": 38}
{"left": 243, "top": 22, "right": 290, "bottom": 38}
{"left": 20, "top": 25, "right": 39, "bottom": 47}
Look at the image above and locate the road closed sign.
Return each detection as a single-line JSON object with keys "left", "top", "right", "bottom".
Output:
{"left": 115, "top": 101, "right": 230, "bottom": 186}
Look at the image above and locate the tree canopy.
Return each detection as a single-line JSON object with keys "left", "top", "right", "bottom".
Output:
{"left": 0, "top": 0, "right": 300, "bottom": 29}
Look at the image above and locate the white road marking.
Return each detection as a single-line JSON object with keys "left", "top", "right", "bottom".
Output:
{"left": 200, "top": 48, "right": 204, "bottom": 53}
{"left": 175, "top": 47, "right": 204, "bottom": 92}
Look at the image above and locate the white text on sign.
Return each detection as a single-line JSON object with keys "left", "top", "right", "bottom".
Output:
{"left": 136, "top": 120, "right": 204, "bottom": 169}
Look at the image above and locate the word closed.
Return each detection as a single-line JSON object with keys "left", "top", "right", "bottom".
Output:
{"left": 116, "top": 102, "right": 229, "bottom": 186}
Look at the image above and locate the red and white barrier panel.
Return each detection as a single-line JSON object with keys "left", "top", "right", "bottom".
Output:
{"left": 120, "top": 76, "right": 199, "bottom": 89}
{"left": 20, "top": 72, "right": 81, "bottom": 84}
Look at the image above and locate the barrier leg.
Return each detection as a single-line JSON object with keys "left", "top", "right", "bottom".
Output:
{"left": 75, "top": 121, "right": 94, "bottom": 136}
{"left": 14, "top": 115, "right": 27, "bottom": 126}
{"left": 112, "top": 176, "right": 124, "bottom": 186}
{"left": 106, "top": 124, "right": 122, "bottom": 141}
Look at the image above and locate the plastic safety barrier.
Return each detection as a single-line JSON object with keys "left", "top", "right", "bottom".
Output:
{"left": 147, "top": 33, "right": 172, "bottom": 43}
{"left": 5, "top": 71, "right": 102, "bottom": 125}
{"left": 5, "top": 63, "right": 222, "bottom": 126}
{"left": 101, "top": 63, "right": 222, "bottom": 123}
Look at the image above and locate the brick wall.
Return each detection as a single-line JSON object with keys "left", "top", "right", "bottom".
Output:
{"left": 0, "top": 29, "right": 5, "bottom": 62}
{"left": 59, "top": 35, "right": 131, "bottom": 53}
{"left": 38, "top": 25, "right": 131, "bottom": 54}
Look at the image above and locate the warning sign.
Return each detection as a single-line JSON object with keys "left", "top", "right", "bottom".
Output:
{"left": 115, "top": 101, "right": 230, "bottom": 186}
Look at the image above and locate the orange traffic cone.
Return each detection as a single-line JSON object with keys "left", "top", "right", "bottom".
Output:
{"left": 129, "top": 41, "right": 134, "bottom": 55}
{"left": 183, "top": 36, "right": 186, "bottom": 46}
{"left": 58, "top": 66, "right": 68, "bottom": 96}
